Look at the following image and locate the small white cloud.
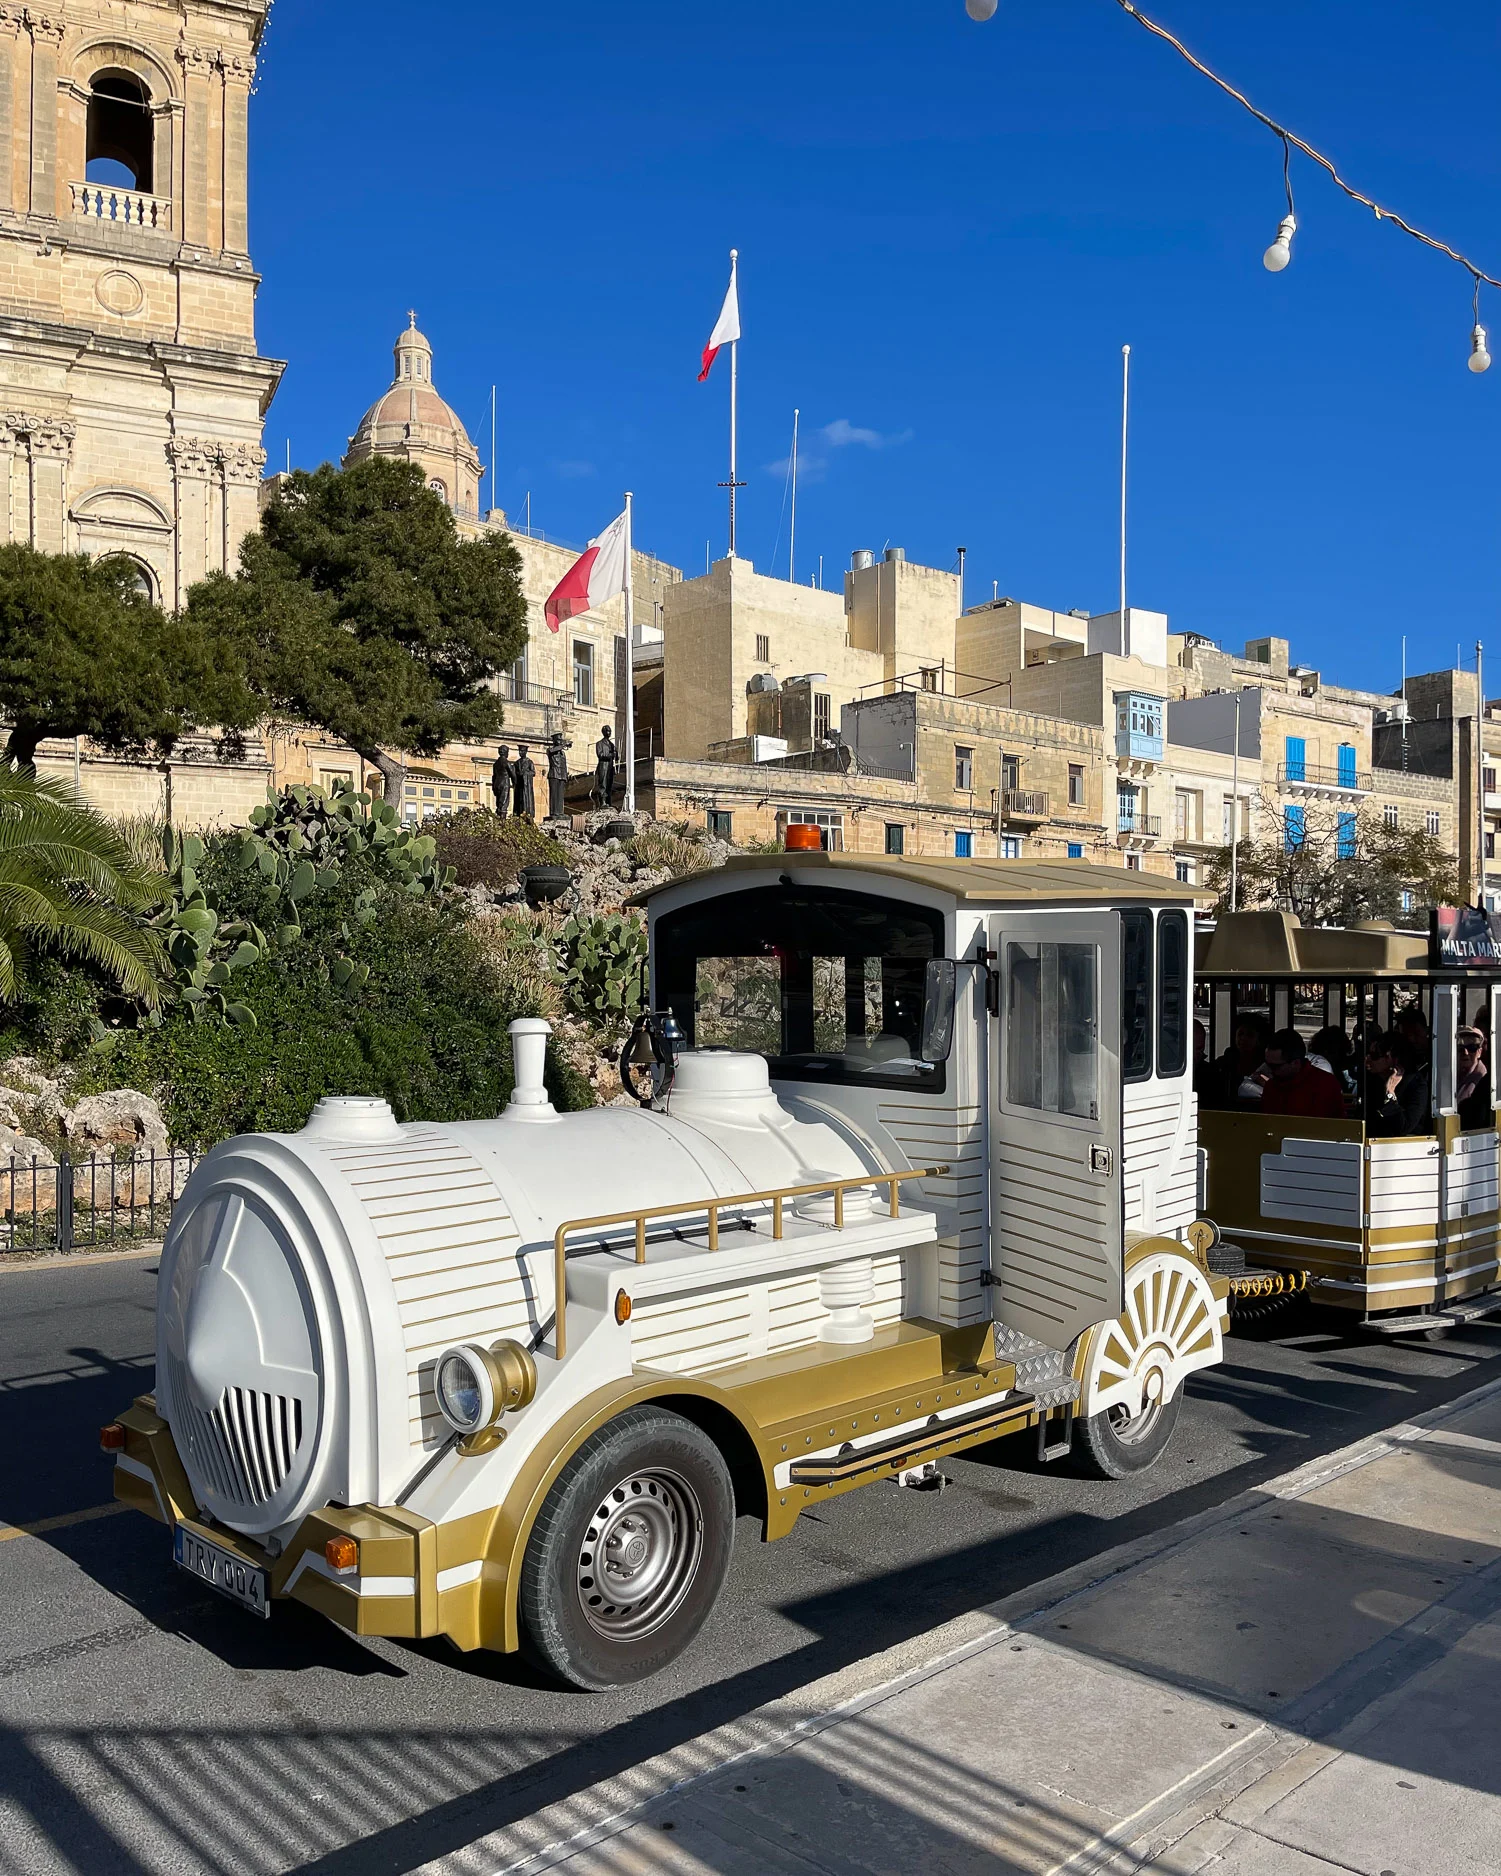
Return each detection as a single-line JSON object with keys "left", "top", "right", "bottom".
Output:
{"left": 551, "top": 459, "right": 597, "bottom": 480}
{"left": 821, "top": 418, "right": 913, "bottom": 450}
{"left": 764, "top": 451, "right": 829, "bottom": 484}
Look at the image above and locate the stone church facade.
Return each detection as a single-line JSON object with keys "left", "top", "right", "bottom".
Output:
{"left": 0, "top": 0, "right": 281, "bottom": 608}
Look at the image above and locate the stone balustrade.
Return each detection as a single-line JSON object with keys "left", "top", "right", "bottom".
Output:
{"left": 70, "top": 181, "right": 173, "bottom": 232}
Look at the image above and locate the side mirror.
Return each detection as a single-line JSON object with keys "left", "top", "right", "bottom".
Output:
{"left": 920, "top": 958, "right": 956, "bottom": 1064}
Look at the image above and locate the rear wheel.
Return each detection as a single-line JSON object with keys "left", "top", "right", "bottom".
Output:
{"left": 1070, "top": 1246, "right": 1223, "bottom": 1481}
{"left": 1072, "top": 1387, "right": 1182, "bottom": 1478}
{"left": 519, "top": 1407, "right": 734, "bottom": 1690}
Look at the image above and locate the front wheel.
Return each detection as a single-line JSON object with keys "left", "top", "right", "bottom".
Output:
{"left": 1072, "top": 1387, "right": 1182, "bottom": 1478}
{"left": 518, "top": 1406, "right": 734, "bottom": 1690}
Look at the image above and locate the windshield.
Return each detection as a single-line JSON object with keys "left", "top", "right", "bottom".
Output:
{"left": 655, "top": 883, "right": 947, "bottom": 1091}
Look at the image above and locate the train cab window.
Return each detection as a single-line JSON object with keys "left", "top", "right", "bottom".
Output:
{"left": 656, "top": 884, "right": 946, "bottom": 1091}
{"left": 1005, "top": 942, "right": 1099, "bottom": 1120}
{"left": 1157, "top": 911, "right": 1189, "bottom": 1078}
{"left": 1121, "top": 909, "right": 1153, "bottom": 1081}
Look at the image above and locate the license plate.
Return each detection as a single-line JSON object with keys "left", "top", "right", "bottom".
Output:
{"left": 174, "top": 1526, "right": 269, "bottom": 1618}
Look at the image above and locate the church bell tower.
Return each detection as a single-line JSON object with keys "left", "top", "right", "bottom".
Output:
{"left": 0, "top": 0, "right": 283, "bottom": 606}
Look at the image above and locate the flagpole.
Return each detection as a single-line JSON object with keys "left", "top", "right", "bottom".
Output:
{"left": 623, "top": 491, "right": 636, "bottom": 816}
{"left": 728, "top": 247, "right": 739, "bottom": 558}
{"left": 1120, "top": 343, "right": 1130, "bottom": 628}
{"left": 789, "top": 407, "right": 799, "bottom": 584}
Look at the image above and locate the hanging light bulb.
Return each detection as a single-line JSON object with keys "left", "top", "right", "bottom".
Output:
{"left": 965, "top": 0, "right": 999, "bottom": 19}
{"left": 1263, "top": 213, "right": 1296, "bottom": 273}
{"left": 1469, "top": 324, "right": 1492, "bottom": 374}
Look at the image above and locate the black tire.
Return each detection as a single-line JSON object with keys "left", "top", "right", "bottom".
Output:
{"left": 1071, "top": 1387, "right": 1182, "bottom": 1480}
{"left": 518, "top": 1406, "right": 734, "bottom": 1690}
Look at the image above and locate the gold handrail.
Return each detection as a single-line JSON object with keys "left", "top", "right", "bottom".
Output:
{"left": 550, "top": 1165, "right": 950, "bottom": 1359}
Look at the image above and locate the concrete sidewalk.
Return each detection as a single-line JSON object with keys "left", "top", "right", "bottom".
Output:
{"left": 441, "top": 1374, "right": 1501, "bottom": 1876}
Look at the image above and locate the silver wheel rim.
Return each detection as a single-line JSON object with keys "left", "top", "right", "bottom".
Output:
{"left": 1107, "top": 1393, "right": 1164, "bottom": 1446}
{"left": 576, "top": 1467, "right": 703, "bottom": 1642}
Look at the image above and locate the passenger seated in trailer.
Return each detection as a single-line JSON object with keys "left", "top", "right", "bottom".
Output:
{"left": 1362, "top": 1030, "right": 1391, "bottom": 1122}
{"left": 1457, "top": 1027, "right": 1492, "bottom": 1131}
{"left": 1258, "top": 1029, "right": 1345, "bottom": 1120}
{"left": 1393, "top": 1003, "right": 1431, "bottom": 1056}
{"left": 1308, "top": 1025, "right": 1357, "bottom": 1102}
{"left": 1192, "top": 1019, "right": 1218, "bottom": 1105}
{"left": 1209, "top": 1014, "right": 1270, "bottom": 1108}
{"left": 1368, "top": 1035, "right": 1431, "bottom": 1138}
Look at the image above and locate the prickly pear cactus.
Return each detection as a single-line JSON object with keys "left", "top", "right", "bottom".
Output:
{"left": 241, "top": 783, "right": 454, "bottom": 897}
{"left": 555, "top": 912, "right": 647, "bottom": 1027}
{"left": 144, "top": 784, "right": 451, "bottom": 1029}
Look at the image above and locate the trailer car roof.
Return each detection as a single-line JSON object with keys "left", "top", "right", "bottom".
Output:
{"left": 1197, "top": 910, "right": 1434, "bottom": 979}
{"left": 631, "top": 852, "right": 1206, "bottom": 909}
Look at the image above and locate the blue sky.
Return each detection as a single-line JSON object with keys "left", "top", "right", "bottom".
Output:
{"left": 250, "top": 2, "right": 1498, "bottom": 687}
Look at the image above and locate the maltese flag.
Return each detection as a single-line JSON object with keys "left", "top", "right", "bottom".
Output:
{"left": 698, "top": 251, "right": 740, "bottom": 381}
{"left": 543, "top": 508, "right": 629, "bottom": 633}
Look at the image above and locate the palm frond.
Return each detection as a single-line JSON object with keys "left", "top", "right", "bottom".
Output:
{"left": 0, "top": 761, "right": 167, "bottom": 1003}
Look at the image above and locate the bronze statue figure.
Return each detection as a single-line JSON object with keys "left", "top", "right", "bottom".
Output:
{"left": 546, "top": 737, "right": 569, "bottom": 821}
{"left": 593, "top": 727, "right": 619, "bottom": 809}
{"left": 491, "top": 745, "right": 512, "bottom": 819}
{"left": 511, "top": 744, "right": 536, "bottom": 820}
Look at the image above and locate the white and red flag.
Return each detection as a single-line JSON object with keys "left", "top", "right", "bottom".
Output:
{"left": 698, "top": 250, "right": 740, "bottom": 381}
{"left": 543, "top": 507, "right": 629, "bottom": 633}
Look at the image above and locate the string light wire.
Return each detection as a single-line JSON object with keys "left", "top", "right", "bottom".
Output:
{"left": 1111, "top": 0, "right": 1499, "bottom": 296}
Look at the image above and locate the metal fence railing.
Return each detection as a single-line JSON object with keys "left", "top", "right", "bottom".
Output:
{"left": 1, "top": 1149, "right": 199, "bottom": 1254}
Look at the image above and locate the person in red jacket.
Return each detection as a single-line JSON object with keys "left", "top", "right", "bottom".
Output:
{"left": 1259, "top": 1028, "right": 1346, "bottom": 1118}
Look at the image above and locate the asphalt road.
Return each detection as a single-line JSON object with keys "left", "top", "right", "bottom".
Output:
{"left": 2, "top": 1252, "right": 1499, "bottom": 1876}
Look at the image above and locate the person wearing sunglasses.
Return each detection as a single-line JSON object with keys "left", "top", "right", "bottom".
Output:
{"left": 1456, "top": 1026, "right": 1492, "bottom": 1132}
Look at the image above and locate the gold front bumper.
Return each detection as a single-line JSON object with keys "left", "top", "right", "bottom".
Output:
{"left": 111, "top": 1395, "right": 488, "bottom": 1648}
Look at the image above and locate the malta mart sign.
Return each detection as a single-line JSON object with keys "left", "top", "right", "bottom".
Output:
{"left": 1430, "top": 904, "right": 1501, "bottom": 970}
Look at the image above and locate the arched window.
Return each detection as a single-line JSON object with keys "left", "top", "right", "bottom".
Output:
{"left": 428, "top": 478, "right": 447, "bottom": 501}
{"left": 123, "top": 558, "right": 155, "bottom": 602}
{"left": 86, "top": 71, "right": 153, "bottom": 191}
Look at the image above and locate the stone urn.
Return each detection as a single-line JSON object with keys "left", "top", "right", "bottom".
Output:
{"left": 595, "top": 817, "right": 637, "bottom": 845}
{"left": 519, "top": 863, "right": 573, "bottom": 906}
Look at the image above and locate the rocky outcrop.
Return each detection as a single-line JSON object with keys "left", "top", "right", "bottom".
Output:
{"left": 62, "top": 1090, "right": 170, "bottom": 1153}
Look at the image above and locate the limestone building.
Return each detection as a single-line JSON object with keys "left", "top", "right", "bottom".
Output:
{"left": 661, "top": 547, "right": 961, "bottom": 763}
{"left": 0, "top": 0, "right": 282, "bottom": 606}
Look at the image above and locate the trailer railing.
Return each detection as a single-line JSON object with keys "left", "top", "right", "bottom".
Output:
{"left": 1, "top": 1149, "right": 199, "bottom": 1254}
{"left": 550, "top": 1165, "right": 949, "bottom": 1358}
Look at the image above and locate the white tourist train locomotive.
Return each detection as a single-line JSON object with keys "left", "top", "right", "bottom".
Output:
{"left": 107, "top": 848, "right": 1227, "bottom": 1688}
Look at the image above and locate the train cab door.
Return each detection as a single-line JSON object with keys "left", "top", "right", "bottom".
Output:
{"left": 988, "top": 910, "right": 1125, "bottom": 1351}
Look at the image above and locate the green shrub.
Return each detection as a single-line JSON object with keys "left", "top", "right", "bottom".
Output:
{"left": 428, "top": 808, "right": 565, "bottom": 889}
{"left": 556, "top": 911, "right": 647, "bottom": 1030}
{"left": 83, "top": 877, "right": 590, "bottom": 1145}
{"left": 626, "top": 823, "right": 713, "bottom": 879}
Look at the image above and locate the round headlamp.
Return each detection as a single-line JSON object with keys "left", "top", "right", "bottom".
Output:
{"left": 435, "top": 1347, "right": 493, "bottom": 1434}
{"left": 433, "top": 1339, "right": 538, "bottom": 1449}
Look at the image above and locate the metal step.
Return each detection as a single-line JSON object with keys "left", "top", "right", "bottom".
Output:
{"left": 992, "top": 1323, "right": 1082, "bottom": 1411}
{"left": 1366, "top": 1290, "right": 1501, "bottom": 1336}
{"left": 1441, "top": 1290, "right": 1501, "bottom": 1326}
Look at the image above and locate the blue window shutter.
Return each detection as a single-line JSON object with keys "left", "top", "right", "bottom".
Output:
{"left": 1285, "top": 803, "right": 1306, "bottom": 851}
{"left": 1284, "top": 735, "right": 1306, "bottom": 782}
{"left": 1337, "top": 812, "right": 1356, "bottom": 858}
{"left": 1067, "top": 842, "right": 1084, "bottom": 860}
{"left": 955, "top": 831, "right": 972, "bottom": 858}
{"left": 1337, "top": 743, "right": 1356, "bottom": 788}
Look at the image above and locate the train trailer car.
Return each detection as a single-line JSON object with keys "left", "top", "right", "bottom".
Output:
{"left": 105, "top": 850, "right": 1228, "bottom": 1689}
{"left": 1197, "top": 907, "right": 1501, "bottom": 1331}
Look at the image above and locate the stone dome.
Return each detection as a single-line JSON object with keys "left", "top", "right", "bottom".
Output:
{"left": 344, "top": 312, "right": 483, "bottom": 519}
{"left": 348, "top": 314, "right": 476, "bottom": 459}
